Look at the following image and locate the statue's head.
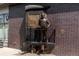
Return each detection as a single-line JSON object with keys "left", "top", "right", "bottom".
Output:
{"left": 40, "top": 13, "right": 47, "bottom": 19}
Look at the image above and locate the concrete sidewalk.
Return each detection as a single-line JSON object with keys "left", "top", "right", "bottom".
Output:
{"left": 0, "top": 47, "right": 55, "bottom": 56}
{"left": 0, "top": 47, "right": 21, "bottom": 56}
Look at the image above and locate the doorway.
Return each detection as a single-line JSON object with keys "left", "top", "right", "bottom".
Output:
{"left": 21, "top": 5, "right": 55, "bottom": 53}
{"left": 22, "top": 10, "right": 44, "bottom": 51}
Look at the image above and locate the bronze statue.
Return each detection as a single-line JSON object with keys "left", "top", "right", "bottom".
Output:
{"left": 39, "top": 13, "right": 50, "bottom": 42}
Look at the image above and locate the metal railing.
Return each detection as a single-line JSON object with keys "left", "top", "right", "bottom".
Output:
{"left": 26, "top": 27, "right": 55, "bottom": 45}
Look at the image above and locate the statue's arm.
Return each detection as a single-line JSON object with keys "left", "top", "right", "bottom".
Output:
{"left": 47, "top": 20, "right": 51, "bottom": 28}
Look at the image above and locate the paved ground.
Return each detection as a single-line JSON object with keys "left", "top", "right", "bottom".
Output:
{"left": 0, "top": 47, "right": 55, "bottom": 56}
{"left": 0, "top": 47, "right": 21, "bottom": 56}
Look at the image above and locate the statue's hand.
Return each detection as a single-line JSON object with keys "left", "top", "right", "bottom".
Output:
{"left": 47, "top": 24, "right": 51, "bottom": 28}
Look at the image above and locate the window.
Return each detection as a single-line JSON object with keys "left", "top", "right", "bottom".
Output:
{"left": 26, "top": 11, "right": 42, "bottom": 28}
{"left": 27, "top": 14, "right": 40, "bottom": 28}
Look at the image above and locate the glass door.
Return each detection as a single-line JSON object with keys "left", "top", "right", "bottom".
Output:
{"left": 0, "top": 14, "right": 8, "bottom": 47}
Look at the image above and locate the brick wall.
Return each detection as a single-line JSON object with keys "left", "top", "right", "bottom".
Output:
{"left": 8, "top": 3, "right": 79, "bottom": 55}
{"left": 50, "top": 11, "right": 79, "bottom": 56}
{"left": 8, "top": 18, "right": 24, "bottom": 49}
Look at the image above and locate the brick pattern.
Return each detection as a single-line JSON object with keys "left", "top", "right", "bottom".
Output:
{"left": 50, "top": 11, "right": 79, "bottom": 56}
{"left": 8, "top": 18, "right": 24, "bottom": 49}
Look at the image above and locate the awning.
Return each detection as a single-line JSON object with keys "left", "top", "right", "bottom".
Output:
{"left": 25, "top": 5, "right": 44, "bottom": 10}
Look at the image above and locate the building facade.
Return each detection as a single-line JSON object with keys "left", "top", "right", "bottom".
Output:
{"left": 1, "top": 3, "right": 79, "bottom": 56}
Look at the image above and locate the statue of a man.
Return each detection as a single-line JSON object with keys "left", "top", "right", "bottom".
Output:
{"left": 39, "top": 13, "right": 51, "bottom": 42}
